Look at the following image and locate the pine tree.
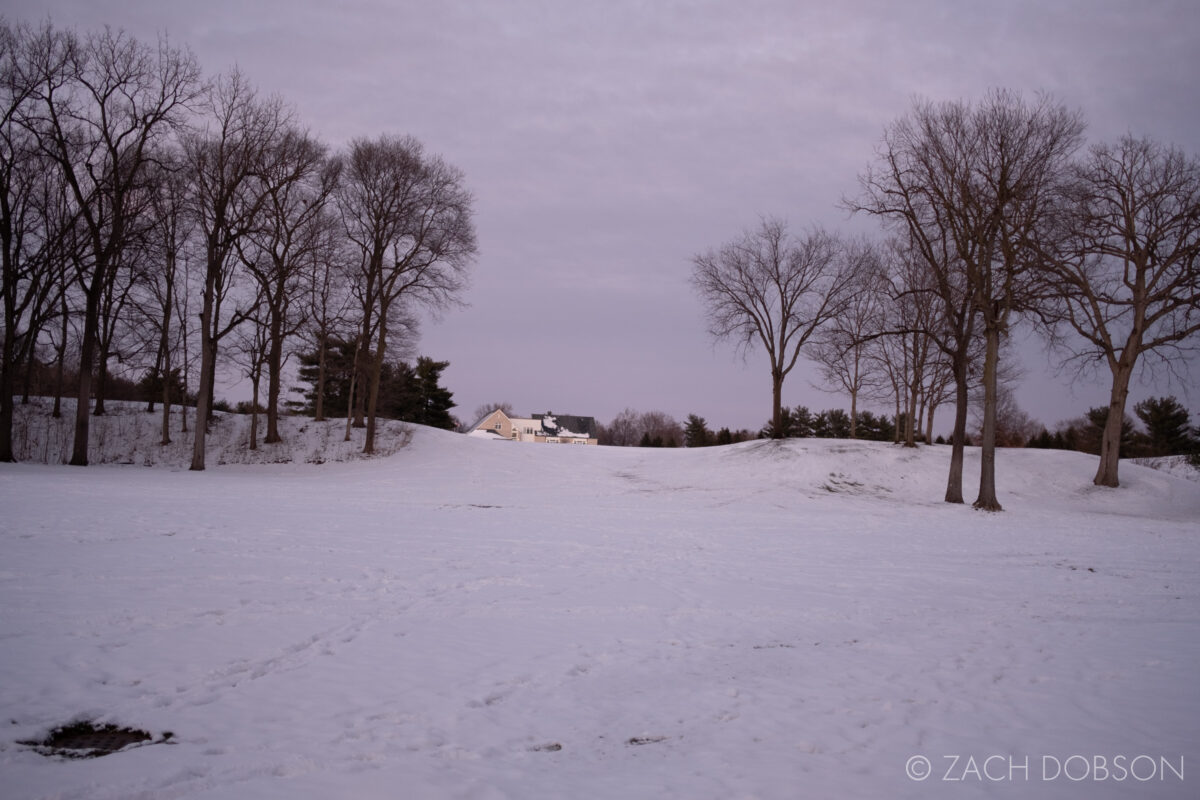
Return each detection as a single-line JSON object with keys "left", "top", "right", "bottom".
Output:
{"left": 684, "top": 414, "right": 712, "bottom": 447}
{"left": 411, "top": 357, "right": 456, "bottom": 430}
{"left": 1134, "top": 396, "right": 1194, "bottom": 456}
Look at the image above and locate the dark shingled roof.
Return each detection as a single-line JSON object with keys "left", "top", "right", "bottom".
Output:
{"left": 533, "top": 413, "right": 597, "bottom": 438}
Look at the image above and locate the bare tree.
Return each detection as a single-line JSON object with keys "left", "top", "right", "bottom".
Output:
{"left": 691, "top": 217, "right": 856, "bottom": 439}
{"left": 17, "top": 23, "right": 200, "bottom": 465}
{"left": 300, "top": 210, "right": 353, "bottom": 422}
{"left": 138, "top": 149, "right": 193, "bottom": 444}
{"left": 185, "top": 69, "right": 288, "bottom": 470}
{"left": 0, "top": 21, "right": 66, "bottom": 459}
{"left": 236, "top": 126, "right": 338, "bottom": 444}
{"left": 807, "top": 238, "right": 886, "bottom": 439}
{"left": 338, "top": 134, "right": 476, "bottom": 455}
{"left": 1041, "top": 136, "right": 1200, "bottom": 487}
{"left": 852, "top": 91, "right": 1084, "bottom": 509}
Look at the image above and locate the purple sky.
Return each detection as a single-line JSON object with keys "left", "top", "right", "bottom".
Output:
{"left": 10, "top": 1, "right": 1200, "bottom": 432}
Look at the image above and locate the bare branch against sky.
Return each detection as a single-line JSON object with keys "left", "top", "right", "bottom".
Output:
{"left": 9, "top": 0, "right": 1198, "bottom": 430}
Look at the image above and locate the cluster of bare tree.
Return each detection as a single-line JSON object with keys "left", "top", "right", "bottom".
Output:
{"left": 694, "top": 90, "right": 1200, "bottom": 510}
{"left": 598, "top": 408, "right": 686, "bottom": 448}
{"left": 0, "top": 21, "right": 477, "bottom": 469}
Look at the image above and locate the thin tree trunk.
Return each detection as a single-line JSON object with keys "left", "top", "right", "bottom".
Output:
{"left": 93, "top": 346, "right": 109, "bottom": 416}
{"left": 893, "top": 392, "right": 901, "bottom": 445}
{"left": 159, "top": 264, "right": 174, "bottom": 445}
{"left": 364, "top": 315, "right": 388, "bottom": 455}
{"left": 160, "top": 360, "right": 172, "bottom": 446}
{"left": 974, "top": 327, "right": 1002, "bottom": 511}
{"left": 249, "top": 374, "right": 260, "bottom": 450}
{"left": 314, "top": 333, "right": 327, "bottom": 422}
{"left": 344, "top": 344, "right": 356, "bottom": 443}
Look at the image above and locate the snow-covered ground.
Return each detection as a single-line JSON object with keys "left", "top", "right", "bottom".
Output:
{"left": 1, "top": 403, "right": 1198, "bottom": 799}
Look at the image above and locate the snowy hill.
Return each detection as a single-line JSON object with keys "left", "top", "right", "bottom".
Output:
{"left": 6, "top": 397, "right": 415, "bottom": 467}
{"left": 1, "top": 408, "right": 1199, "bottom": 799}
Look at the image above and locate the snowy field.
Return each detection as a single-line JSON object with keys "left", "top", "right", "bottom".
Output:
{"left": 1, "top": 404, "right": 1199, "bottom": 799}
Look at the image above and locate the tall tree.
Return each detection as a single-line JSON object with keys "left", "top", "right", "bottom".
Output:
{"left": 237, "top": 127, "right": 338, "bottom": 444}
{"left": 337, "top": 134, "right": 476, "bottom": 454}
{"left": 1041, "top": 136, "right": 1200, "bottom": 486}
{"left": 141, "top": 149, "right": 192, "bottom": 445}
{"left": 185, "top": 69, "right": 288, "bottom": 470}
{"left": 691, "top": 217, "right": 856, "bottom": 439}
{"left": 807, "top": 239, "right": 885, "bottom": 439}
{"left": 853, "top": 91, "right": 1084, "bottom": 508}
{"left": 18, "top": 23, "right": 200, "bottom": 465}
{"left": 300, "top": 209, "right": 352, "bottom": 422}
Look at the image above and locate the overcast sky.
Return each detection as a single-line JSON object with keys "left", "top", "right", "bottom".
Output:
{"left": 10, "top": 0, "right": 1200, "bottom": 432}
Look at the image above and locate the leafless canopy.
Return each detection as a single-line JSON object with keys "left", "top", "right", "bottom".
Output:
{"left": 691, "top": 217, "right": 856, "bottom": 438}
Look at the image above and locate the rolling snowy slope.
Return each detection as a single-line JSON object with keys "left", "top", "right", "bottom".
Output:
{"left": 1, "top": 417, "right": 1198, "bottom": 799}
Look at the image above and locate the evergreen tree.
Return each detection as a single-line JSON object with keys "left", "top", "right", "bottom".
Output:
{"left": 1079, "top": 407, "right": 1139, "bottom": 456}
{"left": 684, "top": 414, "right": 712, "bottom": 447}
{"left": 411, "top": 357, "right": 456, "bottom": 430}
{"left": 855, "top": 411, "right": 895, "bottom": 442}
{"left": 1134, "top": 396, "right": 1195, "bottom": 456}
{"left": 825, "top": 408, "right": 851, "bottom": 438}
{"left": 791, "top": 406, "right": 814, "bottom": 438}
{"left": 291, "top": 347, "right": 456, "bottom": 429}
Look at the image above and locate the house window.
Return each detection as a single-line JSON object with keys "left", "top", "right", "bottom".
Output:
{"left": 494, "top": 422, "right": 501, "bottom": 430}
{"left": 525, "top": 427, "right": 535, "bottom": 434}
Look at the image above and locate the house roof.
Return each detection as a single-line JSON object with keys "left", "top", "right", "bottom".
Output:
{"left": 466, "top": 408, "right": 598, "bottom": 439}
{"left": 467, "top": 407, "right": 511, "bottom": 432}
{"left": 533, "top": 413, "right": 597, "bottom": 438}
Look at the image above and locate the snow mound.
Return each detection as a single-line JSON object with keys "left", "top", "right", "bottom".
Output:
{"left": 2, "top": 406, "right": 1198, "bottom": 799}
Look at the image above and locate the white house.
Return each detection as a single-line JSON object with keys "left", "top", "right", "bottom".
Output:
{"left": 470, "top": 409, "right": 599, "bottom": 445}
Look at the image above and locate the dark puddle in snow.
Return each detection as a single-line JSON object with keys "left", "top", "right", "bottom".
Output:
{"left": 18, "top": 721, "right": 171, "bottom": 759}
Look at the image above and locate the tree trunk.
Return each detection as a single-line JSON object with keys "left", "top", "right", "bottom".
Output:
{"left": 159, "top": 266, "right": 174, "bottom": 445}
{"left": 848, "top": 391, "right": 857, "bottom": 439}
{"left": 249, "top": 375, "right": 260, "bottom": 450}
{"left": 0, "top": 326, "right": 13, "bottom": 463}
{"left": 69, "top": 279, "right": 104, "bottom": 466}
{"left": 314, "top": 333, "right": 327, "bottom": 422}
{"left": 93, "top": 345, "right": 109, "bottom": 416}
{"left": 160, "top": 362, "right": 172, "bottom": 446}
{"left": 770, "top": 367, "right": 784, "bottom": 439}
{"left": 344, "top": 359, "right": 355, "bottom": 443}
{"left": 364, "top": 314, "right": 388, "bottom": 455}
{"left": 264, "top": 307, "right": 283, "bottom": 444}
{"left": 893, "top": 393, "right": 901, "bottom": 445}
{"left": 191, "top": 266, "right": 218, "bottom": 471}
{"left": 1094, "top": 357, "right": 1135, "bottom": 488}
{"left": 973, "top": 326, "right": 1002, "bottom": 511}
{"left": 945, "top": 354, "right": 969, "bottom": 504}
